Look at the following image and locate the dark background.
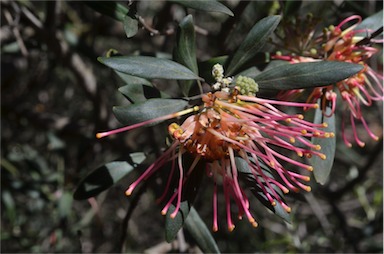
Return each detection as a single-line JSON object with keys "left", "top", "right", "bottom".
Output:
{"left": 1, "top": 1, "right": 382, "bottom": 253}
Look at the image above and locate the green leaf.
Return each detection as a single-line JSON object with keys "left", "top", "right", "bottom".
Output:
{"left": 84, "top": 2, "right": 129, "bottom": 21}
{"left": 174, "top": 15, "right": 199, "bottom": 75}
{"left": 254, "top": 61, "right": 364, "bottom": 90}
{"left": 98, "top": 56, "right": 203, "bottom": 80}
{"left": 73, "top": 153, "right": 146, "bottom": 200}
{"left": 165, "top": 201, "right": 191, "bottom": 242}
{"left": 164, "top": 153, "right": 204, "bottom": 242}
{"left": 123, "top": 14, "right": 139, "bottom": 38}
{"left": 174, "top": 15, "right": 199, "bottom": 96}
{"left": 115, "top": 71, "right": 169, "bottom": 102}
{"left": 170, "top": 0, "right": 234, "bottom": 16}
{"left": 235, "top": 157, "right": 291, "bottom": 223}
{"left": 185, "top": 207, "right": 220, "bottom": 253}
{"left": 355, "top": 10, "right": 383, "bottom": 32}
{"left": 310, "top": 103, "right": 336, "bottom": 185}
{"left": 113, "top": 99, "right": 189, "bottom": 126}
{"left": 115, "top": 71, "right": 152, "bottom": 86}
{"left": 226, "top": 15, "right": 281, "bottom": 76}
{"left": 118, "top": 84, "right": 162, "bottom": 103}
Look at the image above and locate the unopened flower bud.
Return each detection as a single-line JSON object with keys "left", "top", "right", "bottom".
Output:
{"left": 212, "top": 64, "right": 224, "bottom": 81}
{"left": 236, "top": 76, "right": 259, "bottom": 96}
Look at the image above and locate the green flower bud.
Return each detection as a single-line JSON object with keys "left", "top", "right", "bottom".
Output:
{"left": 236, "top": 76, "right": 259, "bottom": 96}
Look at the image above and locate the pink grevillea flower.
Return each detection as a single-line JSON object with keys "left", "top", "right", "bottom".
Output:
{"left": 274, "top": 15, "right": 384, "bottom": 147}
{"left": 97, "top": 72, "right": 332, "bottom": 232}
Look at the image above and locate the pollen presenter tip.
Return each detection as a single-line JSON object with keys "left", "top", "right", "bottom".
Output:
{"left": 125, "top": 188, "right": 133, "bottom": 196}
{"left": 96, "top": 133, "right": 107, "bottom": 139}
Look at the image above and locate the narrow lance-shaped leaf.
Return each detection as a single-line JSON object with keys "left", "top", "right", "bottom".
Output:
{"left": 235, "top": 157, "right": 291, "bottom": 223}
{"left": 115, "top": 71, "right": 152, "bottom": 86}
{"left": 123, "top": 14, "right": 139, "bottom": 38}
{"left": 226, "top": 15, "right": 281, "bottom": 76}
{"left": 174, "top": 15, "right": 199, "bottom": 96}
{"left": 170, "top": 0, "right": 234, "bottom": 16}
{"left": 73, "top": 153, "right": 146, "bottom": 200}
{"left": 118, "top": 84, "right": 162, "bottom": 103}
{"left": 310, "top": 103, "right": 336, "bottom": 185}
{"left": 174, "top": 15, "right": 198, "bottom": 74}
{"left": 98, "top": 56, "right": 202, "bottom": 80}
{"left": 185, "top": 207, "right": 220, "bottom": 253}
{"left": 254, "top": 61, "right": 363, "bottom": 90}
{"left": 115, "top": 71, "right": 170, "bottom": 102}
{"left": 355, "top": 10, "right": 383, "bottom": 32}
{"left": 113, "top": 98, "right": 189, "bottom": 126}
{"left": 165, "top": 202, "right": 191, "bottom": 242}
{"left": 165, "top": 153, "right": 204, "bottom": 242}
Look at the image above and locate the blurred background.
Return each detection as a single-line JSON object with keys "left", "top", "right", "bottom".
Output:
{"left": 1, "top": 1, "right": 382, "bottom": 253}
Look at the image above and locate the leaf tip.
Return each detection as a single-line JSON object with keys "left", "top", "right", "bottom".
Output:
{"left": 97, "top": 56, "right": 105, "bottom": 63}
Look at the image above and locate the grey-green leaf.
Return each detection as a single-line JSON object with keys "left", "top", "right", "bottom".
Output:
{"left": 73, "top": 153, "right": 146, "bottom": 200}
{"left": 115, "top": 71, "right": 169, "bottom": 102}
{"left": 174, "top": 15, "right": 199, "bottom": 96}
{"left": 254, "top": 61, "right": 364, "bottom": 90}
{"left": 123, "top": 14, "right": 139, "bottom": 38}
{"left": 115, "top": 71, "right": 152, "bottom": 87}
{"left": 226, "top": 15, "right": 281, "bottom": 76}
{"left": 185, "top": 207, "right": 220, "bottom": 253}
{"left": 310, "top": 104, "right": 336, "bottom": 184}
{"left": 355, "top": 10, "right": 383, "bottom": 32}
{"left": 235, "top": 157, "right": 291, "bottom": 223}
{"left": 171, "top": 0, "right": 234, "bottom": 16}
{"left": 98, "top": 56, "right": 202, "bottom": 80}
{"left": 113, "top": 99, "right": 189, "bottom": 126}
{"left": 118, "top": 84, "right": 161, "bottom": 103}
{"left": 174, "top": 15, "right": 198, "bottom": 74}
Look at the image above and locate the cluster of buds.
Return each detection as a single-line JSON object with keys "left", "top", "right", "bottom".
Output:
{"left": 211, "top": 63, "right": 233, "bottom": 92}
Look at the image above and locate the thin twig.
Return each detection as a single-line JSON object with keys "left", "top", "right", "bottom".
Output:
{"left": 3, "top": 8, "right": 29, "bottom": 56}
{"left": 304, "top": 192, "right": 332, "bottom": 236}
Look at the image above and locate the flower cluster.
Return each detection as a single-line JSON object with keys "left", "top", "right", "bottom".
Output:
{"left": 274, "top": 15, "right": 383, "bottom": 147}
{"left": 97, "top": 65, "right": 333, "bottom": 231}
